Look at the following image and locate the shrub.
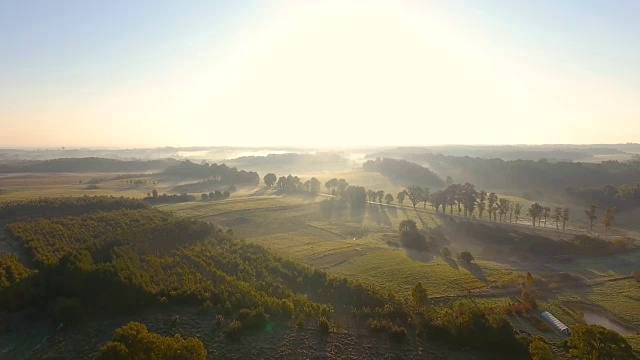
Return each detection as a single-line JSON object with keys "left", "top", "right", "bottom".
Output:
{"left": 238, "top": 308, "right": 269, "bottom": 331}
{"left": 215, "top": 315, "right": 224, "bottom": 326}
{"left": 458, "top": 251, "right": 474, "bottom": 263}
{"left": 226, "top": 320, "right": 243, "bottom": 340}
{"left": 389, "top": 326, "right": 407, "bottom": 342}
{"left": 368, "top": 318, "right": 393, "bottom": 332}
{"left": 318, "top": 317, "right": 330, "bottom": 334}
{"left": 98, "top": 321, "right": 206, "bottom": 360}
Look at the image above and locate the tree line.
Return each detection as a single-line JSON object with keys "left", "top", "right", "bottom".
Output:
{"left": 162, "top": 160, "right": 259, "bottom": 185}
{"left": 400, "top": 153, "right": 640, "bottom": 192}
{"left": 263, "top": 173, "right": 322, "bottom": 194}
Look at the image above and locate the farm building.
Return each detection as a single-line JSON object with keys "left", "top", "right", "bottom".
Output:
{"left": 540, "top": 311, "right": 570, "bottom": 335}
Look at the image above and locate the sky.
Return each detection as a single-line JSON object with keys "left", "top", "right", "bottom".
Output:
{"left": 1, "top": 0, "right": 639, "bottom": 148}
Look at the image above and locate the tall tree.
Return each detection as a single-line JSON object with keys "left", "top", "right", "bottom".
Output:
{"left": 528, "top": 203, "right": 543, "bottom": 227}
{"left": 384, "top": 193, "right": 394, "bottom": 204}
{"left": 366, "top": 190, "right": 376, "bottom": 202}
{"left": 325, "top": 178, "right": 338, "bottom": 194}
{"left": 585, "top": 204, "right": 598, "bottom": 232}
{"left": 308, "top": 177, "right": 321, "bottom": 194}
{"left": 263, "top": 173, "right": 277, "bottom": 188}
{"left": 396, "top": 190, "right": 406, "bottom": 206}
{"left": 603, "top": 206, "right": 617, "bottom": 234}
{"left": 421, "top": 187, "right": 430, "bottom": 209}
{"left": 542, "top": 206, "right": 551, "bottom": 227}
{"left": 514, "top": 203, "right": 523, "bottom": 224}
{"left": 508, "top": 203, "right": 514, "bottom": 223}
{"left": 487, "top": 192, "right": 498, "bottom": 220}
{"left": 477, "top": 190, "right": 487, "bottom": 219}
{"left": 430, "top": 190, "right": 446, "bottom": 213}
{"left": 498, "top": 198, "right": 510, "bottom": 222}
{"left": 562, "top": 207, "right": 570, "bottom": 230}
{"left": 461, "top": 183, "right": 477, "bottom": 217}
{"left": 553, "top": 207, "right": 562, "bottom": 229}
{"left": 406, "top": 186, "right": 423, "bottom": 209}
{"left": 376, "top": 190, "right": 385, "bottom": 204}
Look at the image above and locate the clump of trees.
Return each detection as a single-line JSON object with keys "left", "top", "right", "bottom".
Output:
{"left": 163, "top": 160, "right": 259, "bottom": 185}
{"left": 271, "top": 174, "right": 321, "bottom": 194}
{"left": 566, "top": 324, "right": 634, "bottom": 359}
{"left": 144, "top": 191, "right": 195, "bottom": 204}
{"left": 98, "top": 321, "right": 207, "bottom": 359}
{"left": 201, "top": 190, "right": 231, "bottom": 201}
{"left": 398, "top": 220, "right": 428, "bottom": 251}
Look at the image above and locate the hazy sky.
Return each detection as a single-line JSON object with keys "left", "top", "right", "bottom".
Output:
{"left": 2, "top": 0, "right": 639, "bottom": 148}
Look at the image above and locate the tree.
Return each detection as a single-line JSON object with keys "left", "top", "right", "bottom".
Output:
{"left": 487, "top": 192, "right": 498, "bottom": 220}
{"left": 264, "top": 173, "right": 277, "bottom": 188}
{"left": 603, "top": 206, "right": 617, "bottom": 234}
{"left": 445, "top": 176, "right": 454, "bottom": 187}
{"left": 308, "top": 177, "right": 321, "bottom": 194}
{"left": 430, "top": 190, "right": 446, "bottom": 213}
{"left": 477, "top": 190, "right": 487, "bottom": 219}
{"left": 514, "top": 203, "right": 523, "bottom": 224}
{"left": 529, "top": 337, "right": 553, "bottom": 360}
{"left": 222, "top": 190, "right": 230, "bottom": 199}
{"left": 585, "top": 204, "right": 598, "bottom": 232}
{"left": 440, "top": 246, "right": 451, "bottom": 258}
{"left": 562, "top": 207, "right": 570, "bottom": 230}
{"left": 461, "top": 183, "right": 477, "bottom": 216}
{"left": 376, "top": 190, "right": 385, "bottom": 204}
{"left": 421, "top": 187, "right": 430, "bottom": 209}
{"left": 567, "top": 324, "right": 634, "bottom": 360}
{"left": 405, "top": 186, "right": 423, "bottom": 209}
{"left": 508, "top": 203, "right": 514, "bottom": 223}
{"left": 459, "top": 251, "right": 474, "bottom": 264}
{"left": 552, "top": 207, "right": 562, "bottom": 229}
{"left": 540, "top": 206, "right": 550, "bottom": 227}
{"left": 337, "top": 179, "right": 349, "bottom": 195}
{"left": 201, "top": 193, "right": 208, "bottom": 201}
{"left": 151, "top": 189, "right": 158, "bottom": 198}
{"left": 277, "top": 176, "right": 287, "bottom": 189}
{"left": 498, "top": 198, "right": 510, "bottom": 222}
{"left": 366, "top": 190, "right": 375, "bottom": 202}
{"left": 411, "top": 282, "right": 429, "bottom": 308}
{"left": 527, "top": 203, "right": 543, "bottom": 227}
{"left": 325, "top": 178, "right": 338, "bottom": 194}
{"left": 384, "top": 193, "right": 394, "bottom": 204}
{"left": 396, "top": 191, "right": 406, "bottom": 206}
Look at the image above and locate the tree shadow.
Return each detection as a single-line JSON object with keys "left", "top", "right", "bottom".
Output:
{"left": 386, "top": 205, "right": 397, "bottom": 218}
{"left": 415, "top": 211, "right": 429, "bottom": 230}
{"left": 368, "top": 204, "right": 393, "bottom": 227}
{"left": 404, "top": 248, "right": 435, "bottom": 263}
{"left": 350, "top": 205, "right": 365, "bottom": 224}
{"left": 444, "top": 257, "right": 459, "bottom": 270}
{"left": 459, "top": 261, "right": 488, "bottom": 282}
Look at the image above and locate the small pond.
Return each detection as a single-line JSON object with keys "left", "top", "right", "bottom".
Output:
{"left": 582, "top": 309, "right": 637, "bottom": 335}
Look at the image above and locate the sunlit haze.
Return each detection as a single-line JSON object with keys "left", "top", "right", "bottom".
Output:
{"left": 2, "top": 0, "right": 639, "bottom": 148}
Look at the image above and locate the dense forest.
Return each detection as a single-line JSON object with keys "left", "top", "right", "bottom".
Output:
{"left": 563, "top": 182, "right": 640, "bottom": 209}
{"left": 363, "top": 158, "right": 444, "bottom": 188}
{"left": 382, "top": 153, "right": 640, "bottom": 193}
{"left": 0, "top": 158, "right": 179, "bottom": 173}
{"left": 161, "top": 161, "right": 259, "bottom": 185}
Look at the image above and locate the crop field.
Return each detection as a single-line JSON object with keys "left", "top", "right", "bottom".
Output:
{"left": 0, "top": 173, "right": 156, "bottom": 202}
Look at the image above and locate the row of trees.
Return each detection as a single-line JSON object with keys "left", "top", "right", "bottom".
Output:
{"left": 263, "top": 173, "right": 322, "bottom": 194}
{"left": 200, "top": 190, "right": 231, "bottom": 201}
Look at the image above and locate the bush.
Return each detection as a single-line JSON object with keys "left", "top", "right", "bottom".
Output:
{"left": 226, "top": 320, "right": 243, "bottom": 340}
{"left": 389, "top": 326, "right": 407, "bottom": 342}
{"left": 238, "top": 308, "right": 269, "bottom": 331}
{"left": 98, "top": 321, "right": 206, "bottom": 360}
{"left": 215, "top": 315, "right": 225, "bottom": 326}
{"left": 368, "top": 318, "right": 393, "bottom": 332}
{"left": 318, "top": 317, "right": 330, "bottom": 334}
{"left": 458, "top": 251, "right": 474, "bottom": 263}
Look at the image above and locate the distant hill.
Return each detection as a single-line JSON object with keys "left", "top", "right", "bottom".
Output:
{"left": 226, "top": 152, "right": 354, "bottom": 173}
{"left": 0, "top": 157, "right": 179, "bottom": 173}
{"left": 362, "top": 158, "right": 444, "bottom": 188}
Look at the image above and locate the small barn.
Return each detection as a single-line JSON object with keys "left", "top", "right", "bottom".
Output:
{"left": 540, "top": 311, "right": 570, "bottom": 335}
